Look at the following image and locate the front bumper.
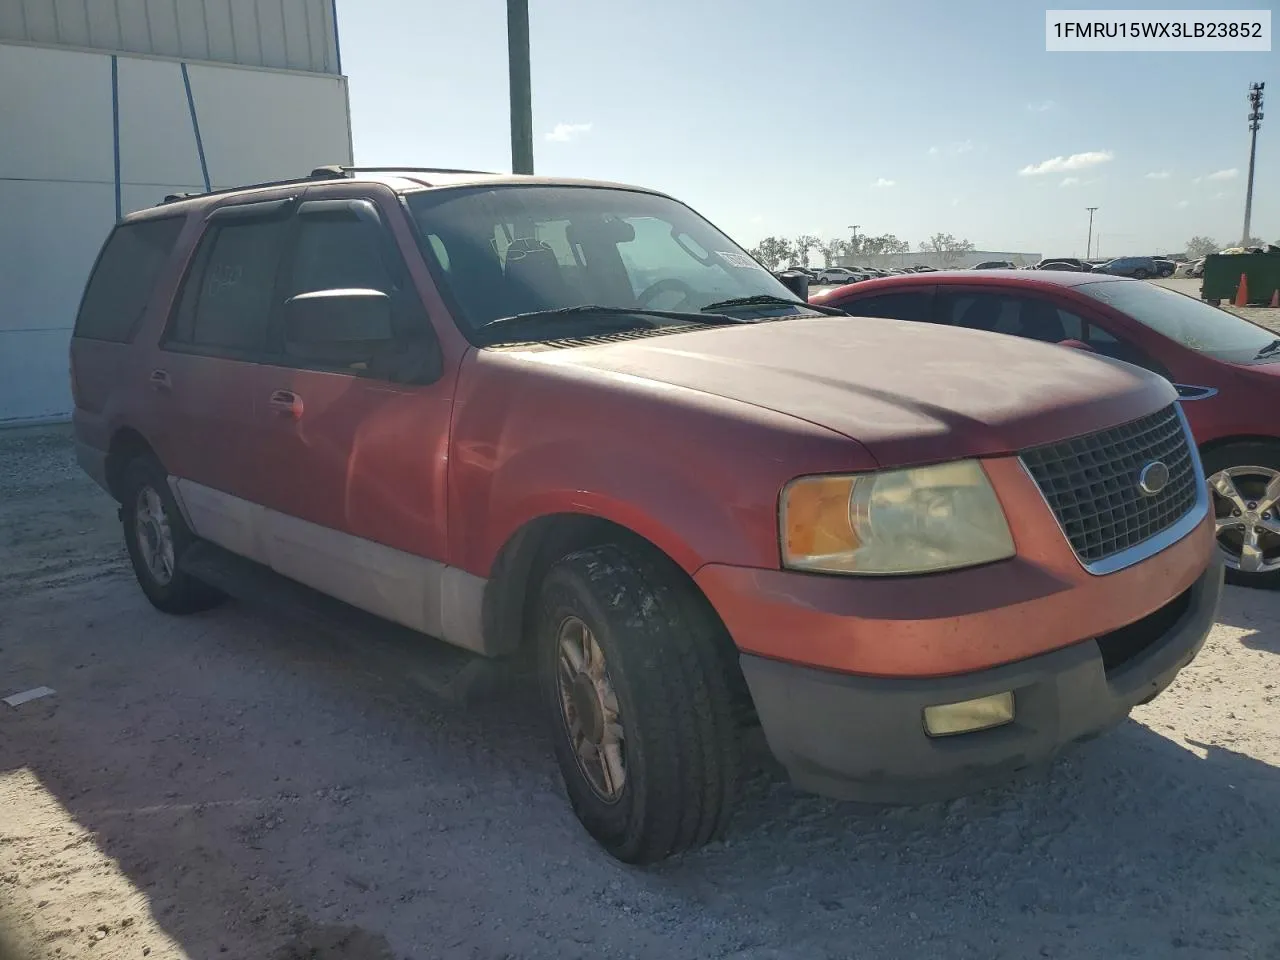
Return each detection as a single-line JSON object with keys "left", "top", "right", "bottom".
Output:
{"left": 738, "top": 559, "right": 1223, "bottom": 803}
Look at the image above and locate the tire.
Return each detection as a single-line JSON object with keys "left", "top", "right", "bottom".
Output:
{"left": 1201, "top": 442, "right": 1280, "bottom": 589}
{"left": 1133, "top": 268, "right": 1149, "bottom": 280}
{"left": 120, "top": 455, "right": 226, "bottom": 614}
{"left": 536, "top": 543, "right": 741, "bottom": 863}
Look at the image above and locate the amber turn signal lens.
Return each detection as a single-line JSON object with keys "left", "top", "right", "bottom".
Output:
{"left": 782, "top": 476, "right": 858, "bottom": 563}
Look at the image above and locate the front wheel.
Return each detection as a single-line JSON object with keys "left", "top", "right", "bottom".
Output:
{"left": 1203, "top": 443, "right": 1280, "bottom": 589}
{"left": 1133, "top": 268, "right": 1149, "bottom": 280}
{"left": 536, "top": 543, "right": 741, "bottom": 863}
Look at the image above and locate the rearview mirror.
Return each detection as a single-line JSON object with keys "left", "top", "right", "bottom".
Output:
{"left": 284, "top": 288, "right": 393, "bottom": 367}
{"left": 776, "top": 270, "right": 810, "bottom": 301}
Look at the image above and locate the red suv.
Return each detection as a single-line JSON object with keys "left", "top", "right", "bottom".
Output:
{"left": 72, "top": 169, "right": 1220, "bottom": 863}
{"left": 813, "top": 271, "right": 1280, "bottom": 588}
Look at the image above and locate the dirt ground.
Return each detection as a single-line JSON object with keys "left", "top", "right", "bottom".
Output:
{"left": 1, "top": 426, "right": 1278, "bottom": 960}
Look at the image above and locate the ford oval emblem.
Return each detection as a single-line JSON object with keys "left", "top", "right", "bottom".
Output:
{"left": 1138, "top": 461, "right": 1170, "bottom": 496}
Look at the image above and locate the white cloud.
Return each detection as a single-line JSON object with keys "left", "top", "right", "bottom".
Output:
{"left": 951, "top": 197, "right": 962, "bottom": 206}
{"left": 1027, "top": 100, "right": 1056, "bottom": 113}
{"left": 931, "top": 141, "right": 974, "bottom": 157}
{"left": 1177, "top": 200, "right": 1190, "bottom": 208}
{"left": 749, "top": 214, "right": 764, "bottom": 224}
{"left": 873, "top": 177, "right": 896, "bottom": 188}
{"left": 545, "top": 122, "right": 592, "bottom": 142}
{"left": 1207, "top": 168, "right": 1238, "bottom": 181}
{"left": 1019, "top": 150, "right": 1113, "bottom": 176}
{"left": 1214, "top": 191, "right": 1229, "bottom": 200}
{"left": 928, "top": 145, "right": 939, "bottom": 155}
{"left": 1060, "top": 177, "right": 1080, "bottom": 187}
{"left": 1145, "top": 170, "right": 1172, "bottom": 180}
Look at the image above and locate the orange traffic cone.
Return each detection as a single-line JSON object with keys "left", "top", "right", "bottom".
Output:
{"left": 1234, "top": 273, "right": 1249, "bottom": 307}
{"left": 1271, "top": 288, "right": 1280, "bottom": 308}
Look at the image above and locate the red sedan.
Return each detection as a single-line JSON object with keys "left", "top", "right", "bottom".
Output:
{"left": 813, "top": 270, "right": 1280, "bottom": 588}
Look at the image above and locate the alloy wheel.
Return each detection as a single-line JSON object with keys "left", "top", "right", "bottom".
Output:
{"left": 1208, "top": 466, "right": 1280, "bottom": 574}
{"left": 134, "top": 485, "right": 176, "bottom": 585}
{"left": 556, "top": 616, "right": 626, "bottom": 802}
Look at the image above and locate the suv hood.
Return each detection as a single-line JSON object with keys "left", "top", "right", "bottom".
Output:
{"left": 536, "top": 316, "right": 1175, "bottom": 467}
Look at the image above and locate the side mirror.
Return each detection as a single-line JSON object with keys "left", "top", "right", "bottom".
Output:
{"left": 1058, "top": 338, "right": 1097, "bottom": 353}
{"left": 776, "top": 270, "right": 810, "bottom": 301}
{"left": 284, "top": 288, "right": 393, "bottom": 367}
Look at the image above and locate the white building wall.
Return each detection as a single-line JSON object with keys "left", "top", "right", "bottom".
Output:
{"left": 0, "top": 0, "right": 340, "bottom": 74}
{"left": 0, "top": 40, "right": 351, "bottom": 423}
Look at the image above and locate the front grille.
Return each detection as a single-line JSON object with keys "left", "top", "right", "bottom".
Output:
{"left": 1020, "top": 404, "right": 1198, "bottom": 567}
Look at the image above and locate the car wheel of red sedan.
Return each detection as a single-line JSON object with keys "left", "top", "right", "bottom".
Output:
{"left": 1203, "top": 443, "right": 1280, "bottom": 588}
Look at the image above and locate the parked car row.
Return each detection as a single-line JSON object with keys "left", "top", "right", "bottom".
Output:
{"left": 72, "top": 166, "right": 1223, "bottom": 864}
{"left": 813, "top": 269, "right": 1280, "bottom": 588}
{"left": 787, "top": 257, "right": 1178, "bottom": 284}
{"left": 778, "top": 264, "right": 940, "bottom": 285}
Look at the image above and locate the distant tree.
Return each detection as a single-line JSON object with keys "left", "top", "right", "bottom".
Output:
{"left": 921, "top": 233, "right": 975, "bottom": 265}
{"left": 750, "top": 236, "right": 794, "bottom": 270}
{"left": 791, "top": 234, "right": 821, "bottom": 268}
{"left": 818, "top": 239, "right": 845, "bottom": 268}
{"left": 1246, "top": 236, "right": 1265, "bottom": 248}
{"left": 1185, "top": 236, "right": 1219, "bottom": 258}
{"left": 861, "top": 233, "right": 910, "bottom": 257}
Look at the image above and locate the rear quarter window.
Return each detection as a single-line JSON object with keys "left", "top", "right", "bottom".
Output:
{"left": 74, "top": 217, "right": 186, "bottom": 342}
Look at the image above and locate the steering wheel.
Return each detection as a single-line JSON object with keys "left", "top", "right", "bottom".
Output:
{"left": 635, "top": 278, "right": 700, "bottom": 311}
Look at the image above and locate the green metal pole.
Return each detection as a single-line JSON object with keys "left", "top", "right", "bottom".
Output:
{"left": 507, "top": 0, "right": 533, "bottom": 174}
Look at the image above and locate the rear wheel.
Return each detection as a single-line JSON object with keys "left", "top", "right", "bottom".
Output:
{"left": 120, "top": 456, "right": 226, "bottom": 614}
{"left": 1203, "top": 443, "right": 1280, "bottom": 589}
{"left": 1133, "top": 268, "right": 1149, "bottom": 280}
{"left": 536, "top": 543, "right": 741, "bottom": 863}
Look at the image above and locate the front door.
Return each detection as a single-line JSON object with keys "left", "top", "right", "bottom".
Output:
{"left": 153, "top": 200, "right": 293, "bottom": 561}
{"left": 251, "top": 193, "right": 456, "bottom": 632}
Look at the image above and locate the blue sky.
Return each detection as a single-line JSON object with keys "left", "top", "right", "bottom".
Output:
{"left": 337, "top": 1, "right": 1275, "bottom": 258}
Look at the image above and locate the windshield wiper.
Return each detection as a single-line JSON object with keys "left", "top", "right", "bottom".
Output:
{"left": 480, "top": 304, "right": 744, "bottom": 337}
{"left": 1255, "top": 338, "right": 1280, "bottom": 358}
{"left": 699, "top": 294, "right": 846, "bottom": 317}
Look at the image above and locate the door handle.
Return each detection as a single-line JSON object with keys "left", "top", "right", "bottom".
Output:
{"left": 268, "top": 389, "right": 304, "bottom": 419}
{"left": 149, "top": 369, "right": 171, "bottom": 391}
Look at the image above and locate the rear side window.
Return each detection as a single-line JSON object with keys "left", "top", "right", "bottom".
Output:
{"left": 842, "top": 290, "right": 934, "bottom": 322}
{"left": 74, "top": 217, "right": 185, "bottom": 342}
{"left": 168, "top": 218, "right": 290, "bottom": 354}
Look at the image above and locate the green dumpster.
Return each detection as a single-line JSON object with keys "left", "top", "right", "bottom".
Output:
{"left": 1201, "top": 247, "right": 1280, "bottom": 305}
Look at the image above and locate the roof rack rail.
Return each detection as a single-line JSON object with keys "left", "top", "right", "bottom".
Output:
{"left": 156, "top": 167, "right": 348, "bottom": 206}
{"left": 309, "top": 165, "right": 500, "bottom": 178}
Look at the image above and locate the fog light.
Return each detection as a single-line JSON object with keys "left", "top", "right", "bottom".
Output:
{"left": 923, "top": 691, "right": 1015, "bottom": 737}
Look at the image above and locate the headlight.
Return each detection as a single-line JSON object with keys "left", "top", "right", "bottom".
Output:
{"left": 780, "top": 460, "right": 1015, "bottom": 575}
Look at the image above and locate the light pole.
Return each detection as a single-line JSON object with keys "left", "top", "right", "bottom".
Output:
{"left": 846, "top": 224, "right": 860, "bottom": 263}
{"left": 1242, "top": 81, "right": 1264, "bottom": 246}
{"left": 1085, "top": 207, "right": 1098, "bottom": 260}
{"left": 507, "top": 0, "right": 533, "bottom": 175}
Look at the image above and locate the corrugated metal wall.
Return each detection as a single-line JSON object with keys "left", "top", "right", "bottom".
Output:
{"left": 0, "top": 0, "right": 340, "bottom": 74}
{"left": 0, "top": 40, "right": 352, "bottom": 422}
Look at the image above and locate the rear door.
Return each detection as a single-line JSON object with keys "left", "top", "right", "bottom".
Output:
{"left": 70, "top": 216, "right": 187, "bottom": 456}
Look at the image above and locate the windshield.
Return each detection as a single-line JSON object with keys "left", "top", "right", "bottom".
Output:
{"left": 1079, "top": 279, "right": 1279, "bottom": 363}
{"left": 405, "top": 185, "right": 810, "bottom": 340}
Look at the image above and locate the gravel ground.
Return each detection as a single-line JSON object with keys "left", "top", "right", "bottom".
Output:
{"left": 1, "top": 426, "right": 1278, "bottom": 960}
